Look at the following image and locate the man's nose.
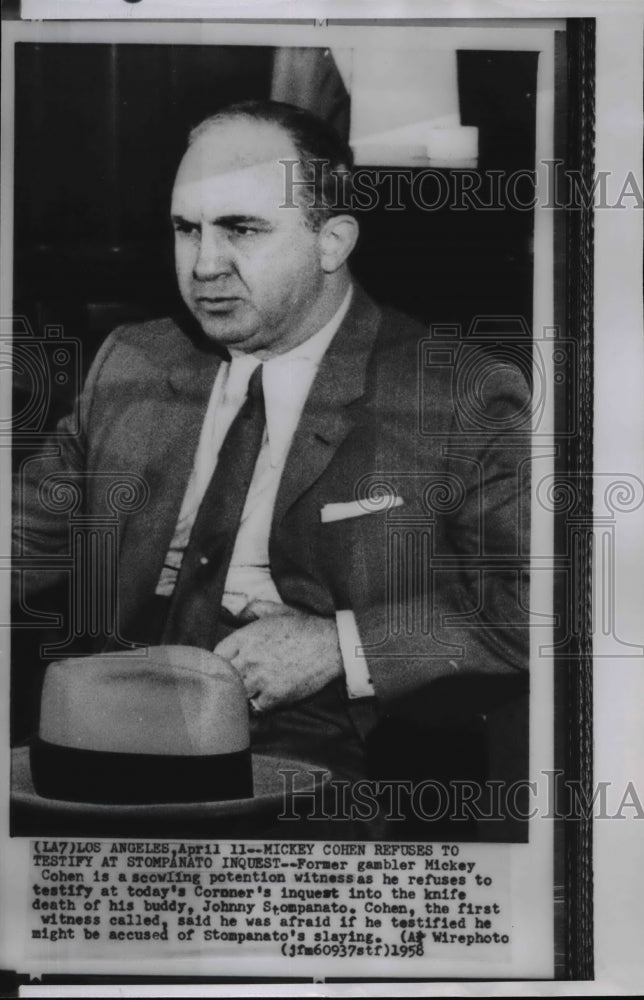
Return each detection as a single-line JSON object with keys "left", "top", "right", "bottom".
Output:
{"left": 192, "top": 227, "right": 232, "bottom": 280}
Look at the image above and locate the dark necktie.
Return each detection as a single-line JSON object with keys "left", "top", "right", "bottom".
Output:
{"left": 161, "top": 363, "right": 265, "bottom": 648}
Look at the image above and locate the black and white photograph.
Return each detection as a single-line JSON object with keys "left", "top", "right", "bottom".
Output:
{"left": 0, "top": 3, "right": 642, "bottom": 992}
{"left": 8, "top": 26, "right": 548, "bottom": 839}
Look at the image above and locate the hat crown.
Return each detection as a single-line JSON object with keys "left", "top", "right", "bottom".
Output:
{"left": 39, "top": 646, "right": 250, "bottom": 757}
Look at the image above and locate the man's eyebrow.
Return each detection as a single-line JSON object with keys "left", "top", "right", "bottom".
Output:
{"left": 170, "top": 213, "right": 273, "bottom": 228}
{"left": 214, "top": 214, "right": 273, "bottom": 229}
{"left": 171, "top": 213, "right": 197, "bottom": 227}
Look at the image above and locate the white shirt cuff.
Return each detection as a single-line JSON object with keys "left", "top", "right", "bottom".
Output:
{"left": 335, "top": 610, "right": 375, "bottom": 699}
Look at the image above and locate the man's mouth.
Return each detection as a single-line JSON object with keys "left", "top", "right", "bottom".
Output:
{"left": 196, "top": 295, "right": 241, "bottom": 311}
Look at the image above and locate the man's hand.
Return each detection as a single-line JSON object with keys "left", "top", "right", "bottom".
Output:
{"left": 214, "top": 601, "right": 343, "bottom": 713}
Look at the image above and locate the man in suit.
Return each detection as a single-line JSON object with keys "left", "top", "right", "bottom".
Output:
{"left": 14, "top": 101, "right": 530, "bottom": 800}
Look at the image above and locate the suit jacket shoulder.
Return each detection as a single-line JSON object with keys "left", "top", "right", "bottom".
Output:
{"left": 364, "top": 300, "right": 530, "bottom": 436}
{"left": 96, "top": 316, "right": 222, "bottom": 384}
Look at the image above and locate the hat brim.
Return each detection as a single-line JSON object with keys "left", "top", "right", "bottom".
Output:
{"left": 11, "top": 746, "right": 322, "bottom": 838}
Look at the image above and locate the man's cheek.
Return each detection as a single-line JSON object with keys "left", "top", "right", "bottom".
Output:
{"left": 175, "top": 265, "right": 191, "bottom": 294}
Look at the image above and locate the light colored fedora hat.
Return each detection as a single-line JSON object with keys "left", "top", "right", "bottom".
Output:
{"left": 30, "top": 645, "right": 253, "bottom": 804}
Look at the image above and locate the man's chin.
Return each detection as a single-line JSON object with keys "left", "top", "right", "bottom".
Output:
{"left": 194, "top": 313, "right": 259, "bottom": 351}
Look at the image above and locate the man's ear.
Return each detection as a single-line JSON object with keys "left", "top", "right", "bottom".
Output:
{"left": 318, "top": 215, "right": 360, "bottom": 273}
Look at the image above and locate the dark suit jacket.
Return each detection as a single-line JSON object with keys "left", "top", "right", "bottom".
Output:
{"left": 14, "top": 286, "right": 531, "bottom": 743}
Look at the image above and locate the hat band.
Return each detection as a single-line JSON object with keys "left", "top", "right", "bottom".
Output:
{"left": 30, "top": 737, "right": 253, "bottom": 805}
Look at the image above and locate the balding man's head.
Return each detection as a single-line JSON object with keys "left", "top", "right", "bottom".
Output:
{"left": 171, "top": 102, "right": 359, "bottom": 356}
{"left": 187, "top": 100, "right": 355, "bottom": 232}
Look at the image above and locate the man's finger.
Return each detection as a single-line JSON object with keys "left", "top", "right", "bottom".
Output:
{"left": 213, "top": 633, "right": 240, "bottom": 660}
{"left": 238, "top": 666, "right": 267, "bottom": 706}
{"left": 247, "top": 684, "right": 279, "bottom": 714}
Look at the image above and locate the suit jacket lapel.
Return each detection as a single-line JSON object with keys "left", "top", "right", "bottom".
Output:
{"left": 115, "top": 293, "right": 381, "bottom": 630}
{"left": 116, "top": 340, "right": 223, "bottom": 620}
{"left": 272, "top": 286, "right": 382, "bottom": 531}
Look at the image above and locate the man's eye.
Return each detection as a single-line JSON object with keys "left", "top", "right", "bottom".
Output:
{"left": 174, "top": 221, "right": 199, "bottom": 236}
{"left": 230, "top": 224, "right": 259, "bottom": 237}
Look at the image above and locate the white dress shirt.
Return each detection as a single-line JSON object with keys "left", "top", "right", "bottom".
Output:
{"left": 157, "top": 286, "right": 374, "bottom": 699}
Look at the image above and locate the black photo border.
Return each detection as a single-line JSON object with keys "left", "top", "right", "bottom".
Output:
{"left": 558, "top": 15, "right": 594, "bottom": 983}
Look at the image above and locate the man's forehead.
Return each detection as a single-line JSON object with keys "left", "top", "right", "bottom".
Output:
{"left": 172, "top": 119, "right": 300, "bottom": 216}
{"left": 172, "top": 160, "right": 292, "bottom": 215}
